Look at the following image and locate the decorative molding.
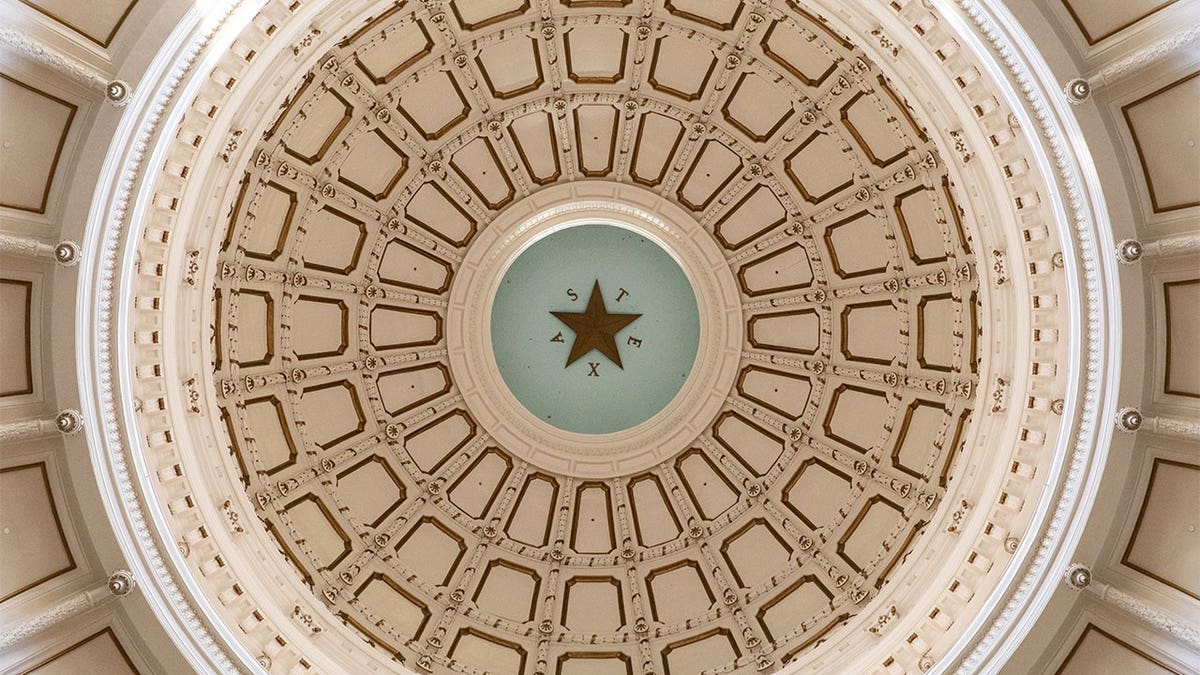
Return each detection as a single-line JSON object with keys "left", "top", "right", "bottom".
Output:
{"left": 1063, "top": 562, "right": 1092, "bottom": 590}
{"left": 447, "top": 185, "right": 744, "bottom": 478}
{"left": 1063, "top": 78, "right": 1092, "bottom": 105}
{"left": 104, "top": 79, "right": 131, "bottom": 107}
{"left": 867, "top": 605, "right": 900, "bottom": 636}
{"left": 55, "top": 408, "right": 84, "bottom": 432}
{"left": 75, "top": 0, "right": 247, "bottom": 672}
{"left": 289, "top": 25, "right": 322, "bottom": 56}
{"left": 946, "top": 0, "right": 1117, "bottom": 670}
{"left": 106, "top": 569, "right": 136, "bottom": 597}
{"left": 1089, "top": 25, "right": 1200, "bottom": 90}
{"left": 0, "top": 418, "right": 58, "bottom": 443}
{"left": 0, "top": 234, "right": 79, "bottom": 266}
{"left": 0, "top": 233, "right": 79, "bottom": 266}
{"left": 53, "top": 241, "right": 80, "bottom": 266}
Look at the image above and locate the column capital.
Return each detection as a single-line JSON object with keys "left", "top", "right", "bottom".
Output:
{"left": 1116, "top": 407, "right": 1143, "bottom": 432}
{"left": 0, "top": 410, "right": 83, "bottom": 444}
{"left": 1064, "top": 78, "right": 1091, "bottom": 105}
{"left": 54, "top": 409, "right": 83, "bottom": 435}
{"left": 1063, "top": 26, "right": 1200, "bottom": 103}
{"left": 0, "top": 233, "right": 81, "bottom": 266}
{"left": 106, "top": 569, "right": 137, "bottom": 598}
{"left": 1063, "top": 562, "right": 1092, "bottom": 590}
{"left": 1116, "top": 239, "right": 1143, "bottom": 264}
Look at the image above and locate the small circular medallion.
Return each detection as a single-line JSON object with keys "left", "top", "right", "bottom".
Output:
{"left": 490, "top": 224, "right": 700, "bottom": 434}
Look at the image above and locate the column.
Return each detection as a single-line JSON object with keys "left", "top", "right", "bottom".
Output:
{"left": 1116, "top": 407, "right": 1200, "bottom": 442}
{"left": 0, "top": 410, "right": 83, "bottom": 445}
{"left": 1064, "top": 26, "right": 1200, "bottom": 104}
{"left": 1116, "top": 232, "right": 1200, "bottom": 264}
{"left": 0, "top": 232, "right": 79, "bottom": 266}
{"left": 1064, "top": 563, "right": 1200, "bottom": 651}
{"left": 0, "top": 571, "right": 136, "bottom": 652}
{"left": 0, "top": 27, "right": 130, "bottom": 106}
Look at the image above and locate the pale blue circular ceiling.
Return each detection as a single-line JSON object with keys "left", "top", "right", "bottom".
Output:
{"left": 490, "top": 224, "right": 700, "bottom": 434}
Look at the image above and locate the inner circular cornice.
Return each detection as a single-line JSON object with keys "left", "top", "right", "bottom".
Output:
{"left": 448, "top": 183, "right": 741, "bottom": 476}
{"left": 73, "top": 0, "right": 1119, "bottom": 673}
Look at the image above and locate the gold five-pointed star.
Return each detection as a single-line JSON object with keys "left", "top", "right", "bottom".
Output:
{"left": 551, "top": 280, "right": 641, "bottom": 369}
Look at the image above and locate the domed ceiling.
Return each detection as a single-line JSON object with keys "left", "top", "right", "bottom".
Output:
{"left": 208, "top": 1, "right": 979, "bottom": 672}
{"left": 62, "top": 0, "right": 1120, "bottom": 670}
{"left": 14, "top": 0, "right": 1200, "bottom": 670}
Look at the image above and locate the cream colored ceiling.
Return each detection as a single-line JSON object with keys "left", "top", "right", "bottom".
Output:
{"left": 1122, "top": 72, "right": 1200, "bottom": 215}
{"left": 0, "top": 0, "right": 1196, "bottom": 673}
{"left": 1059, "top": 0, "right": 1179, "bottom": 45}
{"left": 1161, "top": 278, "right": 1200, "bottom": 399}
{"left": 0, "top": 461, "right": 75, "bottom": 602}
{"left": 16, "top": 0, "right": 138, "bottom": 48}
{"left": 0, "top": 277, "right": 34, "bottom": 397}
{"left": 211, "top": 1, "right": 978, "bottom": 672}
{"left": 0, "top": 74, "right": 76, "bottom": 215}
{"left": 1055, "top": 624, "right": 1179, "bottom": 675}
{"left": 1121, "top": 458, "right": 1199, "bottom": 600}
{"left": 23, "top": 627, "right": 143, "bottom": 674}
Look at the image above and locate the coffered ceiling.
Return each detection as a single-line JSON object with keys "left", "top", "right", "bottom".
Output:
{"left": 0, "top": 0, "right": 1196, "bottom": 673}
{"left": 208, "top": 3, "right": 978, "bottom": 671}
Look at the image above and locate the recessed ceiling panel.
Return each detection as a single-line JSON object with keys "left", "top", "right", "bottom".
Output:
{"left": 393, "top": 517, "right": 467, "bottom": 587}
{"left": 283, "top": 88, "right": 352, "bottom": 164}
{"left": 747, "top": 309, "right": 821, "bottom": 355}
{"left": 336, "top": 129, "right": 407, "bottom": 199}
{"left": 335, "top": 456, "right": 406, "bottom": 528}
{"left": 1122, "top": 72, "right": 1200, "bottom": 213}
{"left": 0, "top": 279, "right": 34, "bottom": 397}
{"left": 823, "top": 384, "right": 890, "bottom": 454}
{"left": 403, "top": 410, "right": 475, "bottom": 474}
{"left": 660, "top": 629, "right": 740, "bottom": 675}
{"left": 0, "top": 75, "right": 76, "bottom": 214}
{"left": 646, "top": 560, "right": 714, "bottom": 624}
{"left": 564, "top": 26, "right": 628, "bottom": 83}
{"left": 714, "top": 184, "right": 789, "bottom": 250}
{"left": 0, "top": 463, "right": 75, "bottom": 602}
{"left": 354, "top": 18, "right": 433, "bottom": 85}
{"left": 720, "top": 518, "right": 793, "bottom": 589}
{"left": 785, "top": 132, "right": 855, "bottom": 204}
{"left": 21, "top": 627, "right": 140, "bottom": 674}
{"left": 448, "top": 448, "right": 512, "bottom": 520}
{"left": 353, "top": 572, "right": 430, "bottom": 641}
{"left": 561, "top": 576, "right": 625, "bottom": 632}
{"left": 473, "top": 559, "right": 541, "bottom": 622}
{"left": 648, "top": 35, "right": 717, "bottom": 101}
